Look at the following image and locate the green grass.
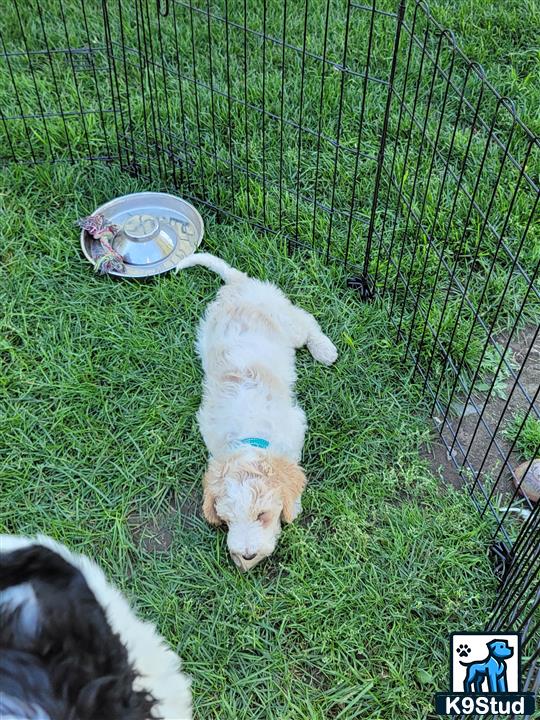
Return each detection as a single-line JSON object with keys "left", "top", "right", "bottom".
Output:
{"left": 1, "top": 0, "right": 539, "bottom": 717}
{"left": 1, "top": 163, "right": 497, "bottom": 718}
{"left": 504, "top": 412, "right": 540, "bottom": 460}
{"left": 428, "top": 0, "right": 540, "bottom": 134}
{"left": 1, "top": 0, "right": 537, "bottom": 391}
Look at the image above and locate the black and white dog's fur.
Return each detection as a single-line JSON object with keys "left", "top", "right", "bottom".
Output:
{"left": 0, "top": 535, "right": 191, "bottom": 720}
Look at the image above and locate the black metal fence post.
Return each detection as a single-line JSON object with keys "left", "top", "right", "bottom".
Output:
{"left": 355, "top": 0, "right": 406, "bottom": 301}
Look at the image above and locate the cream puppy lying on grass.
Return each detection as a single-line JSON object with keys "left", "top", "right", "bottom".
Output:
{"left": 176, "top": 253, "right": 338, "bottom": 571}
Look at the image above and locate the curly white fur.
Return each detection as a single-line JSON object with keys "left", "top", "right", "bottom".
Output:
{"left": 176, "top": 253, "right": 338, "bottom": 571}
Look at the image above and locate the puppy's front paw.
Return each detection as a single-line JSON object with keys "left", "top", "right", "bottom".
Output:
{"left": 309, "top": 336, "right": 338, "bottom": 366}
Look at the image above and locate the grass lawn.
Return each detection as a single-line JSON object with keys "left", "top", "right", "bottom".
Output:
{"left": 0, "top": 163, "right": 498, "bottom": 718}
{"left": 1, "top": 0, "right": 538, "bottom": 718}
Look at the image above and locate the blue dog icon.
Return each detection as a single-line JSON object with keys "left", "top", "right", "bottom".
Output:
{"left": 460, "top": 639, "right": 514, "bottom": 693}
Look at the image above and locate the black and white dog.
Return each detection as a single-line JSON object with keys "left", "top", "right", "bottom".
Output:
{"left": 0, "top": 535, "right": 192, "bottom": 720}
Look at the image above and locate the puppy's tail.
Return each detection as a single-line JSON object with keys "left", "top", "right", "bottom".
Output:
{"left": 175, "top": 252, "right": 246, "bottom": 283}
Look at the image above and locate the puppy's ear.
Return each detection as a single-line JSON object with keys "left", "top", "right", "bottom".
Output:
{"left": 268, "top": 457, "right": 307, "bottom": 523}
{"left": 202, "top": 464, "right": 224, "bottom": 526}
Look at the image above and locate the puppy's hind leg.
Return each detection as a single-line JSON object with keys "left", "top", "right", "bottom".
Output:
{"left": 291, "top": 306, "right": 338, "bottom": 366}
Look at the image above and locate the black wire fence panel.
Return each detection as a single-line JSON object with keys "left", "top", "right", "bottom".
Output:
{"left": 367, "top": 9, "right": 539, "bottom": 698}
{"left": 371, "top": 3, "right": 540, "bottom": 528}
{"left": 1, "top": 0, "right": 538, "bottom": 703}
{"left": 1, "top": 0, "right": 399, "bottom": 265}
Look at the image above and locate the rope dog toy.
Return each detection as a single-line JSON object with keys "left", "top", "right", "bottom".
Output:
{"left": 77, "top": 214, "right": 125, "bottom": 275}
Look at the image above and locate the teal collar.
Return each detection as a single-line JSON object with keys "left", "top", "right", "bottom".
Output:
{"left": 236, "top": 437, "right": 270, "bottom": 449}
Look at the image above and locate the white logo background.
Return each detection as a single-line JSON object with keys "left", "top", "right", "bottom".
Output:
{"left": 451, "top": 634, "right": 519, "bottom": 693}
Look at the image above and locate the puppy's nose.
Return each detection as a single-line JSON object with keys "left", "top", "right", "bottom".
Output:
{"left": 242, "top": 552, "right": 257, "bottom": 561}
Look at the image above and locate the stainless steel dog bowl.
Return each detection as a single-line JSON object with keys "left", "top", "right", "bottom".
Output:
{"left": 80, "top": 192, "right": 204, "bottom": 278}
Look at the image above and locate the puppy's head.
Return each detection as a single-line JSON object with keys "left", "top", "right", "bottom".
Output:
{"left": 202, "top": 453, "right": 306, "bottom": 571}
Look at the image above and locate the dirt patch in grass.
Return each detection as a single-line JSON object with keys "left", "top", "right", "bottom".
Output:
{"left": 129, "top": 485, "right": 203, "bottom": 553}
{"left": 129, "top": 512, "right": 175, "bottom": 553}
{"left": 421, "top": 438, "right": 463, "bottom": 490}
{"left": 423, "top": 325, "right": 539, "bottom": 503}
